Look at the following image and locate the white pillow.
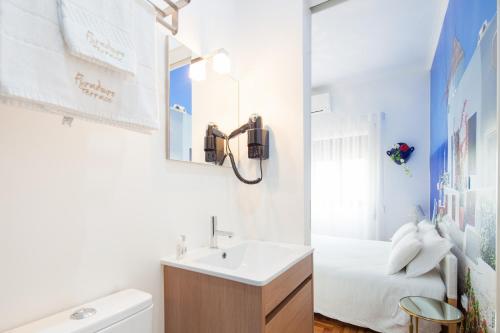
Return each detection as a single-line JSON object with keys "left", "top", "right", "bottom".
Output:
{"left": 391, "top": 222, "right": 417, "bottom": 248}
{"left": 387, "top": 232, "right": 422, "bottom": 275}
{"left": 417, "top": 219, "right": 435, "bottom": 234}
{"left": 406, "top": 229, "right": 453, "bottom": 278}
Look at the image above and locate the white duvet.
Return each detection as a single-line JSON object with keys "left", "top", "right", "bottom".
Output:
{"left": 312, "top": 234, "right": 446, "bottom": 333}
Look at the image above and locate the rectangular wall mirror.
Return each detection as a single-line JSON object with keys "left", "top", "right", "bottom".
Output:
{"left": 166, "top": 36, "right": 239, "bottom": 166}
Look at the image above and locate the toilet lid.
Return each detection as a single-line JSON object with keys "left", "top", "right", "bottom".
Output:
{"left": 5, "top": 289, "right": 153, "bottom": 333}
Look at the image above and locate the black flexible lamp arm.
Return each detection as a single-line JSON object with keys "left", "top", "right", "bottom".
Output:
{"left": 228, "top": 114, "right": 263, "bottom": 140}
{"left": 228, "top": 122, "right": 250, "bottom": 140}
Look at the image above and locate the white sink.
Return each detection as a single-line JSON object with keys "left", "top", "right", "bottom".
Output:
{"left": 161, "top": 240, "right": 313, "bottom": 286}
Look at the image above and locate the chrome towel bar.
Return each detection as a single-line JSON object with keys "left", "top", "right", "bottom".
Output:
{"left": 147, "top": 0, "right": 191, "bottom": 35}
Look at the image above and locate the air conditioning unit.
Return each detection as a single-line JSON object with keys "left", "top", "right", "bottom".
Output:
{"left": 311, "top": 93, "right": 331, "bottom": 114}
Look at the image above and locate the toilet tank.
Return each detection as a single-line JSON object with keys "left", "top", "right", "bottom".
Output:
{"left": 6, "top": 289, "right": 153, "bottom": 333}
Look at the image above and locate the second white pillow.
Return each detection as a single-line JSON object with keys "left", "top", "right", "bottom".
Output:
{"left": 406, "top": 229, "right": 453, "bottom": 278}
{"left": 387, "top": 232, "right": 422, "bottom": 275}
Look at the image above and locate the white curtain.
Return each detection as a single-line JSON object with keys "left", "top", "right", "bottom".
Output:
{"left": 311, "top": 113, "right": 383, "bottom": 240}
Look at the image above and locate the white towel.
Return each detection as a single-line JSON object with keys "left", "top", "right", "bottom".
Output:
{"left": 0, "top": 0, "right": 159, "bottom": 132}
{"left": 58, "top": 0, "right": 137, "bottom": 75}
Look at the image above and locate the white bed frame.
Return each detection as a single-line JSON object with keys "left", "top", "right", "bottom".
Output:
{"left": 440, "top": 253, "right": 458, "bottom": 307}
{"left": 439, "top": 252, "right": 459, "bottom": 333}
{"left": 436, "top": 222, "right": 459, "bottom": 306}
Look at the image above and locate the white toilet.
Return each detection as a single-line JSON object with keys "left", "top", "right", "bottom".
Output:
{"left": 6, "top": 289, "right": 153, "bottom": 333}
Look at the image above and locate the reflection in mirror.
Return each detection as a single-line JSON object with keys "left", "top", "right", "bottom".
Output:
{"left": 167, "top": 37, "right": 239, "bottom": 166}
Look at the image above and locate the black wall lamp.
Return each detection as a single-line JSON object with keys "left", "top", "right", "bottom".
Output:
{"left": 204, "top": 114, "right": 269, "bottom": 184}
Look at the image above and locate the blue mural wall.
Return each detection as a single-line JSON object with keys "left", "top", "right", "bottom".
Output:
{"left": 430, "top": 0, "right": 496, "bottom": 210}
{"left": 430, "top": 0, "right": 496, "bottom": 331}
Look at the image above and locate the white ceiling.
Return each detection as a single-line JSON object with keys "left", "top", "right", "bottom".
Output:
{"left": 311, "top": 0, "right": 449, "bottom": 88}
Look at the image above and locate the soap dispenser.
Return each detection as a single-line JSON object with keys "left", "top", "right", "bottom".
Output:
{"left": 176, "top": 235, "right": 187, "bottom": 260}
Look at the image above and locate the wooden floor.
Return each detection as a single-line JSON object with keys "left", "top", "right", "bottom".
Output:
{"left": 314, "top": 314, "right": 377, "bottom": 333}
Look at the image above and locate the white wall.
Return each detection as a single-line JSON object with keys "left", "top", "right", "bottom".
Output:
{"left": 312, "top": 67, "right": 430, "bottom": 240}
{"left": 0, "top": 0, "right": 308, "bottom": 332}
{"left": 230, "top": 0, "right": 309, "bottom": 244}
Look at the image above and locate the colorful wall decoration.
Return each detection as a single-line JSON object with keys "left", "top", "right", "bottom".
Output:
{"left": 430, "top": 0, "right": 497, "bottom": 331}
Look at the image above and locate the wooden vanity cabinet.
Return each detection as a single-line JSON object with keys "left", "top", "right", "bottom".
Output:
{"left": 164, "top": 254, "right": 313, "bottom": 333}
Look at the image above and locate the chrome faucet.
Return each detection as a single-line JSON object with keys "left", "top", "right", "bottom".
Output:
{"left": 209, "top": 216, "right": 234, "bottom": 249}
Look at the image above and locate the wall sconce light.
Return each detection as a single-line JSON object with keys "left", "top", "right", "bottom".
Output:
{"left": 189, "top": 58, "right": 207, "bottom": 81}
{"left": 212, "top": 49, "right": 231, "bottom": 74}
{"left": 188, "top": 49, "right": 231, "bottom": 81}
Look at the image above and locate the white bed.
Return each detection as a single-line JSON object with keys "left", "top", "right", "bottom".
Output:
{"left": 312, "top": 234, "right": 457, "bottom": 333}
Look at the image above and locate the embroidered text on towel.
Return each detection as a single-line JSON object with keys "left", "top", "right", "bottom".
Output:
{"left": 74, "top": 72, "right": 115, "bottom": 103}
{"left": 86, "top": 31, "right": 125, "bottom": 61}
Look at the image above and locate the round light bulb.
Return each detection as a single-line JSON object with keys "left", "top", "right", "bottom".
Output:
{"left": 189, "top": 59, "right": 207, "bottom": 81}
{"left": 212, "top": 51, "right": 231, "bottom": 74}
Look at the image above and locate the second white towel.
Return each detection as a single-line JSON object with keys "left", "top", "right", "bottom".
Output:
{"left": 58, "top": 0, "right": 137, "bottom": 75}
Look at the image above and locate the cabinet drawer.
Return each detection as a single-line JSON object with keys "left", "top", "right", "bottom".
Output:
{"left": 262, "top": 255, "right": 313, "bottom": 315}
{"left": 265, "top": 279, "right": 313, "bottom": 333}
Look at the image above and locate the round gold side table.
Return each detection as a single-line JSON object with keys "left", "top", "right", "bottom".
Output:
{"left": 399, "top": 296, "right": 464, "bottom": 333}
